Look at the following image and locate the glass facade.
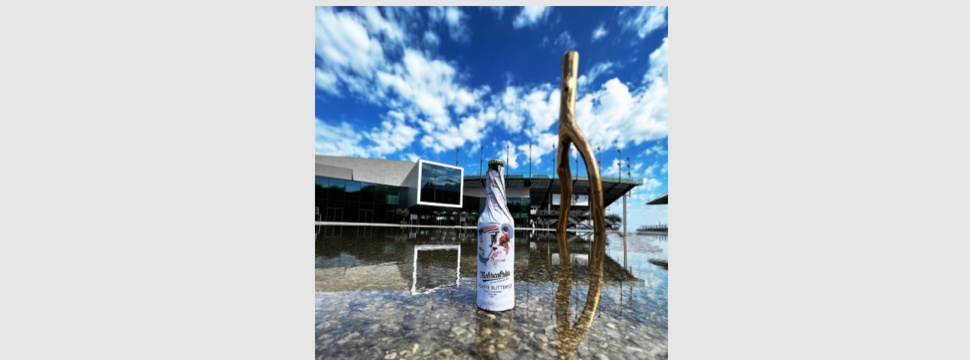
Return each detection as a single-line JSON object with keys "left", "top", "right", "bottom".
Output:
{"left": 317, "top": 172, "right": 526, "bottom": 226}
{"left": 315, "top": 176, "right": 410, "bottom": 224}
{"left": 459, "top": 195, "right": 530, "bottom": 227}
{"left": 418, "top": 162, "right": 462, "bottom": 206}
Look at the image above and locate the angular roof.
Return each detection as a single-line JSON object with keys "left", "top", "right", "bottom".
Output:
{"left": 315, "top": 155, "right": 416, "bottom": 187}
{"left": 647, "top": 192, "right": 668, "bottom": 205}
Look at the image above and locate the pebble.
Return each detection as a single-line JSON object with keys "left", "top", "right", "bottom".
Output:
{"left": 384, "top": 353, "right": 396, "bottom": 359}
{"left": 435, "top": 349, "right": 453, "bottom": 358}
{"left": 497, "top": 350, "right": 515, "bottom": 360}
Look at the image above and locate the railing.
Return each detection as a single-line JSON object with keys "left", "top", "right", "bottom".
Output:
{"left": 637, "top": 224, "right": 668, "bottom": 232}
{"left": 463, "top": 173, "right": 641, "bottom": 185}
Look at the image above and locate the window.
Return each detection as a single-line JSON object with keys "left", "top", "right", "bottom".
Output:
{"left": 419, "top": 162, "right": 462, "bottom": 206}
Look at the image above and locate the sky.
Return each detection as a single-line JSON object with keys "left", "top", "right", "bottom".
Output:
{"left": 315, "top": 6, "right": 668, "bottom": 228}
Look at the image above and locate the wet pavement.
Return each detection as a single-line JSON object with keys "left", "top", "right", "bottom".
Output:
{"left": 315, "top": 226, "right": 668, "bottom": 359}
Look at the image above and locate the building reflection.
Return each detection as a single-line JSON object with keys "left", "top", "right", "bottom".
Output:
{"left": 410, "top": 244, "right": 461, "bottom": 295}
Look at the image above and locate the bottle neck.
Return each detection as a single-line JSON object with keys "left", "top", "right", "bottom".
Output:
{"left": 484, "top": 168, "right": 513, "bottom": 220}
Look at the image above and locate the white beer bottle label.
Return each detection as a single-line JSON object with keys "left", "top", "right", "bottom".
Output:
{"left": 477, "top": 160, "right": 515, "bottom": 311}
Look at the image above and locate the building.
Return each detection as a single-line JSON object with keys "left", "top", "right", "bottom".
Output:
{"left": 315, "top": 155, "right": 639, "bottom": 228}
{"left": 646, "top": 192, "right": 667, "bottom": 205}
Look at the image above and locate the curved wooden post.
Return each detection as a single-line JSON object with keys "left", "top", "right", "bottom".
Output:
{"left": 554, "top": 51, "right": 609, "bottom": 358}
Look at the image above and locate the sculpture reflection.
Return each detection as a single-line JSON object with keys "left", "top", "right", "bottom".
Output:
{"left": 554, "top": 230, "right": 606, "bottom": 359}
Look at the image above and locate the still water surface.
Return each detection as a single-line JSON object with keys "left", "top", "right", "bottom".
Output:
{"left": 315, "top": 226, "right": 667, "bottom": 359}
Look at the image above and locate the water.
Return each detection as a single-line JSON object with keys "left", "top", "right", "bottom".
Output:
{"left": 315, "top": 226, "right": 668, "bottom": 359}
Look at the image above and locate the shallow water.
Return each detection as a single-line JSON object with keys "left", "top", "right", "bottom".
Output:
{"left": 315, "top": 226, "right": 668, "bottom": 359}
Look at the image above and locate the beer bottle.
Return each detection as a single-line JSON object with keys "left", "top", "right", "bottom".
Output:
{"left": 477, "top": 159, "right": 515, "bottom": 311}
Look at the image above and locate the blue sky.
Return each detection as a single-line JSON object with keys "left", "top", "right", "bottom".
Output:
{"left": 315, "top": 6, "right": 668, "bottom": 227}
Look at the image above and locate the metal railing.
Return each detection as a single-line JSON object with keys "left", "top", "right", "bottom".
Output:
{"left": 637, "top": 224, "right": 668, "bottom": 232}
{"left": 463, "top": 173, "right": 641, "bottom": 185}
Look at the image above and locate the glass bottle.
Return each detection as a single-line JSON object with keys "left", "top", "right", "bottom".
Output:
{"left": 477, "top": 159, "right": 515, "bottom": 311}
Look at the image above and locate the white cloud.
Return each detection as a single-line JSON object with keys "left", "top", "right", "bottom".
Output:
{"left": 644, "top": 37, "right": 668, "bottom": 83}
{"left": 661, "top": 162, "right": 667, "bottom": 174}
{"left": 316, "top": 7, "right": 499, "bottom": 158}
{"left": 515, "top": 138, "right": 555, "bottom": 170}
{"left": 316, "top": 115, "right": 422, "bottom": 159}
{"left": 642, "top": 177, "right": 662, "bottom": 191}
{"left": 535, "top": 132, "right": 560, "bottom": 166}
{"left": 492, "top": 87, "right": 524, "bottom": 133}
{"left": 497, "top": 140, "right": 520, "bottom": 169}
{"left": 553, "top": 31, "right": 576, "bottom": 53}
{"left": 404, "top": 153, "right": 421, "bottom": 162}
{"left": 358, "top": 7, "right": 405, "bottom": 45}
{"left": 488, "top": 83, "right": 560, "bottom": 139}
{"left": 315, "top": 8, "right": 384, "bottom": 73}
{"left": 583, "top": 62, "right": 614, "bottom": 87}
{"left": 315, "top": 68, "right": 339, "bottom": 96}
{"left": 602, "top": 159, "right": 622, "bottom": 177}
{"left": 591, "top": 24, "right": 608, "bottom": 42}
{"left": 458, "top": 114, "right": 489, "bottom": 145}
{"left": 521, "top": 85, "right": 560, "bottom": 138}
{"left": 644, "top": 142, "right": 668, "bottom": 156}
{"left": 374, "top": 49, "right": 491, "bottom": 150}
{"left": 574, "top": 77, "right": 668, "bottom": 151}
{"left": 513, "top": 6, "right": 552, "bottom": 29}
{"left": 429, "top": 6, "right": 471, "bottom": 43}
{"left": 420, "top": 125, "right": 466, "bottom": 153}
{"left": 423, "top": 31, "right": 440, "bottom": 46}
{"left": 315, "top": 118, "right": 366, "bottom": 157}
{"left": 621, "top": 6, "right": 667, "bottom": 39}
{"left": 363, "top": 117, "right": 419, "bottom": 156}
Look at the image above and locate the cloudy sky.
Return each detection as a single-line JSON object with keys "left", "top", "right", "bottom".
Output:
{"left": 315, "top": 6, "right": 668, "bottom": 227}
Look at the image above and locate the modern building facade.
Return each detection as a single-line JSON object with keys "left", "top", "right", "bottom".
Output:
{"left": 315, "top": 155, "right": 640, "bottom": 228}
{"left": 315, "top": 156, "right": 463, "bottom": 224}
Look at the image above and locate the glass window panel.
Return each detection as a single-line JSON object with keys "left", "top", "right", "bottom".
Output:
{"left": 420, "top": 163, "right": 436, "bottom": 203}
{"left": 375, "top": 184, "right": 387, "bottom": 201}
{"left": 420, "top": 163, "right": 462, "bottom": 205}
{"left": 361, "top": 183, "right": 375, "bottom": 204}
{"left": 329, "top": 179, "right": 345, "bottom": 201}
{"left": 316, "top": 176, "right": 330, "bottom": 205}
{"left": 346, "top": 181, "right": 360, "bottom": 202}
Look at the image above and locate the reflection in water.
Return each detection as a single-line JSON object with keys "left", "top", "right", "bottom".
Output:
{"left": 315, "top": 227, "right": 667, "bottom": 359}
{"left": 411, "top": 244, "right": 461, "bottom": 294}
{"left": 554, "top": 230, "right": 607, "bottom": 359}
